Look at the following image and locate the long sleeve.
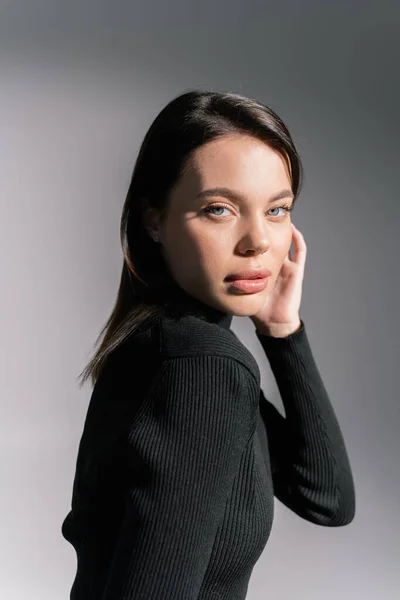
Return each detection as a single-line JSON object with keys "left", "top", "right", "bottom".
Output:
{"left": 255, "top": 320, "right": 356, "bottom": 527}
{"left": 101, "top": 354, "right": 257, "bottom": 600}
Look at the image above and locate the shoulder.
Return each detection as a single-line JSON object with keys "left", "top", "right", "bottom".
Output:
{"left": 157, "top": 313, "right": 260, "bottom": 387}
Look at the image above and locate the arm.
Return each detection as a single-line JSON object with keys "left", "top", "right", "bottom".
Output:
{"left": 255, "top": 321, "right": 356, "bottom": 527}
{"left": 102, "top": 355, "right": 256, "bottom": 600}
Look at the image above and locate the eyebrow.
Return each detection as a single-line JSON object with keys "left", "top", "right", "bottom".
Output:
{"left": 195, "top": 187, "right": 294, "bottom": 203}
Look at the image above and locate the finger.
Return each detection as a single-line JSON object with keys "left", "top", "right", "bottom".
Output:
{"left": 291, "top": 224, "right": 306, "bottom": 265}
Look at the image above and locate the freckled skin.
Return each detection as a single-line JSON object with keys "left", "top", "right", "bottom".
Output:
{"left": 142, "top": 134, "right": 294, "bottom": 317}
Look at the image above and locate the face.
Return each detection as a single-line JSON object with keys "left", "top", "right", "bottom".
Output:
{"left": 143, "top": 134, "right": 294, "bottom": 316}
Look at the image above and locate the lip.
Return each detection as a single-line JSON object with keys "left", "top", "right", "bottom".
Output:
{"left": 226, "top": 277, "right": 269, "bottom": 294}
{"left": 225, "top": 268, "right": 272, "bottom": 281}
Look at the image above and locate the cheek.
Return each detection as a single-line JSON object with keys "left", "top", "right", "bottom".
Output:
{"left": 283, "top": 242, "right": 292, "bottom": 258}
{"left": 279, "top": 231, "right": 293, "bottom": 256}
{"left": 188, "top": 227, "right": 224, "bottom": 253}
{"left": 167, "top": 231, "right": 217, "bottom": 269}
{"left": 190, "top": 235, "right": 227, "bottom": 274}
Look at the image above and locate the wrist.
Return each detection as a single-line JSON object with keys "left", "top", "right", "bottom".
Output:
{"left": 256, "top": 319, "right": 302, "bottom": 338}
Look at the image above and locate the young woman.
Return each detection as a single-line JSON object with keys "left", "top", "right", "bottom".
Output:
{"left": 61, "top": 90, "right": 356, "bottom": 600}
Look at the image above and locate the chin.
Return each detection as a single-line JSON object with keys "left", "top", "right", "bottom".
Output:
{"left": 224, "top": 294, "right": 266, "bottom": 316}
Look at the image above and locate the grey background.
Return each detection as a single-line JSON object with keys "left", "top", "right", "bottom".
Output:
{"left": 1, "top": 1, "right": 399, "bottom": 598}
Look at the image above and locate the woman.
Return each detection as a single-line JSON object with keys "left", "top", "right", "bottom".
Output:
{"left": 61, "top": 90, "right": 356, "bottom": 599}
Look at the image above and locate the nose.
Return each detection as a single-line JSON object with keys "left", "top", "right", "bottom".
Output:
{"left": 238, "top": 226, "right": 270, "bottom": 256}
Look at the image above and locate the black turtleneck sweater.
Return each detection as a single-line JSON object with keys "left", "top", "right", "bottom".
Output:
{"left": 61, "top": 282, "right": 356, "bottom": 600}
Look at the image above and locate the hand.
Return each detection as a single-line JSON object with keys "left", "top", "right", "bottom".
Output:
{"left": 250, "top": 223, "right": 307, "bottom": 337}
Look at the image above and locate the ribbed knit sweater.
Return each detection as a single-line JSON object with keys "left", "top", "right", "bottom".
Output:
{"left": 61, "top": 281, "right": 356, "bottom": 599}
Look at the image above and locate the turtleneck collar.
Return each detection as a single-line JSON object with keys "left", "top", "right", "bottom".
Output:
{"left": 162, "top": 278, "right": 234, "bottom": 331}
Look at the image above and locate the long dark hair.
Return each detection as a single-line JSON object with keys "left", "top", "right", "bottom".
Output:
{"left": 77, "top": 89, "right": 304, "bottom": 388}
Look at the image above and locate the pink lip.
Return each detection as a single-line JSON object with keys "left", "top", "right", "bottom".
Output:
{"left": 226, "top": 277, "right": 269, "bottom": 294}
{"left": 226, "top": 268, "right": 271, "bottom": 281}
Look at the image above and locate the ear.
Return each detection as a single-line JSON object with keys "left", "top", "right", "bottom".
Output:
{"left": 140, "top": 197, "right": 162, "bottom": 238}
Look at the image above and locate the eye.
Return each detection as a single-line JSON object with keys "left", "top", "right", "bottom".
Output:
{"left": 201, "top": 204, "right": 232, "bottom": 217}
{"left": 268, "top": 205, "right": 293, "bottom": 218}
{"left": 201, "top": 203, "right": 293, "bottom": 219}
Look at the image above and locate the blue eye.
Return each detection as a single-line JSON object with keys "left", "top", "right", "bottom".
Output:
{"left": 202, "top": 205, "right": 230, "bottom": 217}
{"left": 268, "top": 205, "right": 292, "bottom": 217}
{"left": 202, "top": 204, "right": 293, "bottom": 218}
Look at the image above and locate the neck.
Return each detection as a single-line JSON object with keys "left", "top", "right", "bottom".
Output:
{"left": 162, "top": 278, "right": 233, "bottom": 331}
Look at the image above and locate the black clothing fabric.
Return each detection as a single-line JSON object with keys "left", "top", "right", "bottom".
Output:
{"left": 62, "top": 282, "right": 355, "bottom": 599}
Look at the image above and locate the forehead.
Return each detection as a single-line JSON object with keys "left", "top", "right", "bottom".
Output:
{"left": 193, "top": 134, "right": 284, "bottom": 167}
{"left": 174, "top": 135, "right": 292, "bottom": 201}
